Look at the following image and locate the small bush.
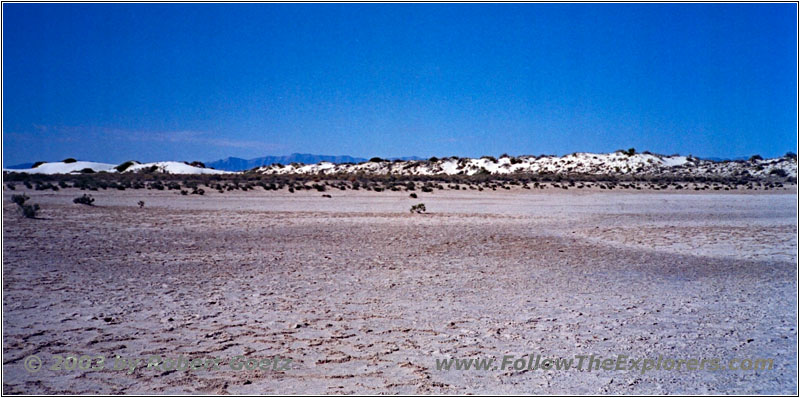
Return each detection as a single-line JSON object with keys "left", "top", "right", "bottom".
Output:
{"left": 410, "top": 203, "right": 426, "bottom": 213}
{"left": 62, "top": 158, "right": 77, "bottom": 163}
{"left": 20, "top": 203, "right": 40, "bottom": 218}
{"left": 11, "top": 194, "right": 29, "bottom": 206}
{"left": 79, "top": 168, "right": 95, "bottom": 174}
{"left": 749, "top": 154, "right": 763, "bottom": 162}
{"left": 786, "top": 152, "right": 797, "bottom": 160}
{"left": 369, "top": 157, "right": 385, "bottom": 163}
{"left": 770, "top": 168, "right": 788, "bottom": 177}
{"left": 73, "top": 194, "right": 95, "bottom": 206}
{"left": 138, "top": 201, "right": 145, "bottom": 208}
{"left": 115, "top": 161, "right": 138, "bottom": 172}
{"left": 409, "top": 193, "right": 418, "bottom": 198}
{"left": 6, "top": 183, "right": 16, "bottom": 190}
{"left": 11, "top": 194, "right": 39, "bottom": 218}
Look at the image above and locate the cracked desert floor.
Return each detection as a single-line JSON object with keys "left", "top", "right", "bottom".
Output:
{"left": 2, "top": 187, "right": 797, "bottom": 394}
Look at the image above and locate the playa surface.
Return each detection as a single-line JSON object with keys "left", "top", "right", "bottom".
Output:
{"left": 2, "top": 187, "right": 797, "bottom": 394}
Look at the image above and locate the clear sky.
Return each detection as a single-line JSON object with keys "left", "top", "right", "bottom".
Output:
{"left": 3, "top": 3, "right": 797, "bottom": 165}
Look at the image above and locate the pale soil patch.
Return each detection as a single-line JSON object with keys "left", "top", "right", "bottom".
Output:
{"left": 2, "top": 188, "right": 796, "bottom": 394}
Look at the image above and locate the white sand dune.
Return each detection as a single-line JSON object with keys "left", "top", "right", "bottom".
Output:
{"left": 4, "top": 160, "right": 231, "bottom": 175}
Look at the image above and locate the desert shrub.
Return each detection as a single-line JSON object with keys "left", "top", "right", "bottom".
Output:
{"left": 188, "top": 161, "right": 206, "bottom": 168}
{"left": 73, "top": 194, "right": 95, "bottom": 206}
{"left": 11, "top": 194, "right": 39, "bottom": 218}
{"left": 785, "top": 152, "right": 797, "bottom": 160}
{"left": 409, "top": 193, "right": 418, "bottom": 198}
{"left": 20, "top": 203, "right": 40, "bottom": 218}
{"left": 749, "top": 154, "right": 763, "bottom": 162}
{"left": 62, "top": 158, "right": 77, "bottom": 163}
{"left": 406, "top": 181, "right": 416, "bottom": 191}
{"left": 429, "top": 157, "right": 439, "bottom": 162}
{"left": 770, "top": 168, "right": 788, "bottom": 177}
{"left": 115, "top": 161, "right": 138, "bottom": 172}
{"left": 138, "top": 201, "right": 145, "bottom": 208}
{"left": 369, "top": 157, "right": 385, "bottom": 162}
{"left": 313, "top": 183, "right": 326, "bottom": 192}
{"left": 181, "top": 190, "right": 188, "bottom": 195}
{"left": 11, "top": 194, "right": 29, "bottom": 206}
{"left": 322, "top": 194, "right": 332, "bottom": 198}
{"left": 481, "top": 156, "right": 497, "bottom": 162}
{"left": 79, "top": 168, "right": 95, "bottom": 174}
{"left": 410, "top": 203, "right": 426, "bottom": 213}
{"left": 6, "top": 183, "right": 15, "bottom": 190}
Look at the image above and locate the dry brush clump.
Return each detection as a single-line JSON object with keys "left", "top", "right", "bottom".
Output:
{"left": 410, "top": 203, "right": 426, "bottom": 213}
{"left": 73, "top": 194, "right": 95, "bottom": 206}
{"left": 11, "top": 194, "right": 40, "bottom": 218}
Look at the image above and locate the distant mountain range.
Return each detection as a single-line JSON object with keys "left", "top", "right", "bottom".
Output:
{"left": 206, "top": 153, "right": 423, "bottom": 171}
{"left": 700, "top": 156, "right": 749, "bottom": 162}
{"left": 4, "top": 162, "right": 35, "bottom": 169}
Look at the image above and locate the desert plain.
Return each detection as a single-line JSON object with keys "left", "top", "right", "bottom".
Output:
{"left": 2, "top": 187, "right": 797, "bottom": 394}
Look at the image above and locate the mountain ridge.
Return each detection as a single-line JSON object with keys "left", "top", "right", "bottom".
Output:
{"left": 206, "top": 153, "right": 424, "bottom": 171}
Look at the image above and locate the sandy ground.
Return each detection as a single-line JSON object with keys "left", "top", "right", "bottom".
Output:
{"left": 2, "top": 187, "right": 797, "bottom": 394}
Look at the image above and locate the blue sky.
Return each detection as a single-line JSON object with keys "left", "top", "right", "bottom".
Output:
{"left": 3, "top": 3, "right": 797, "bottom": 165}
